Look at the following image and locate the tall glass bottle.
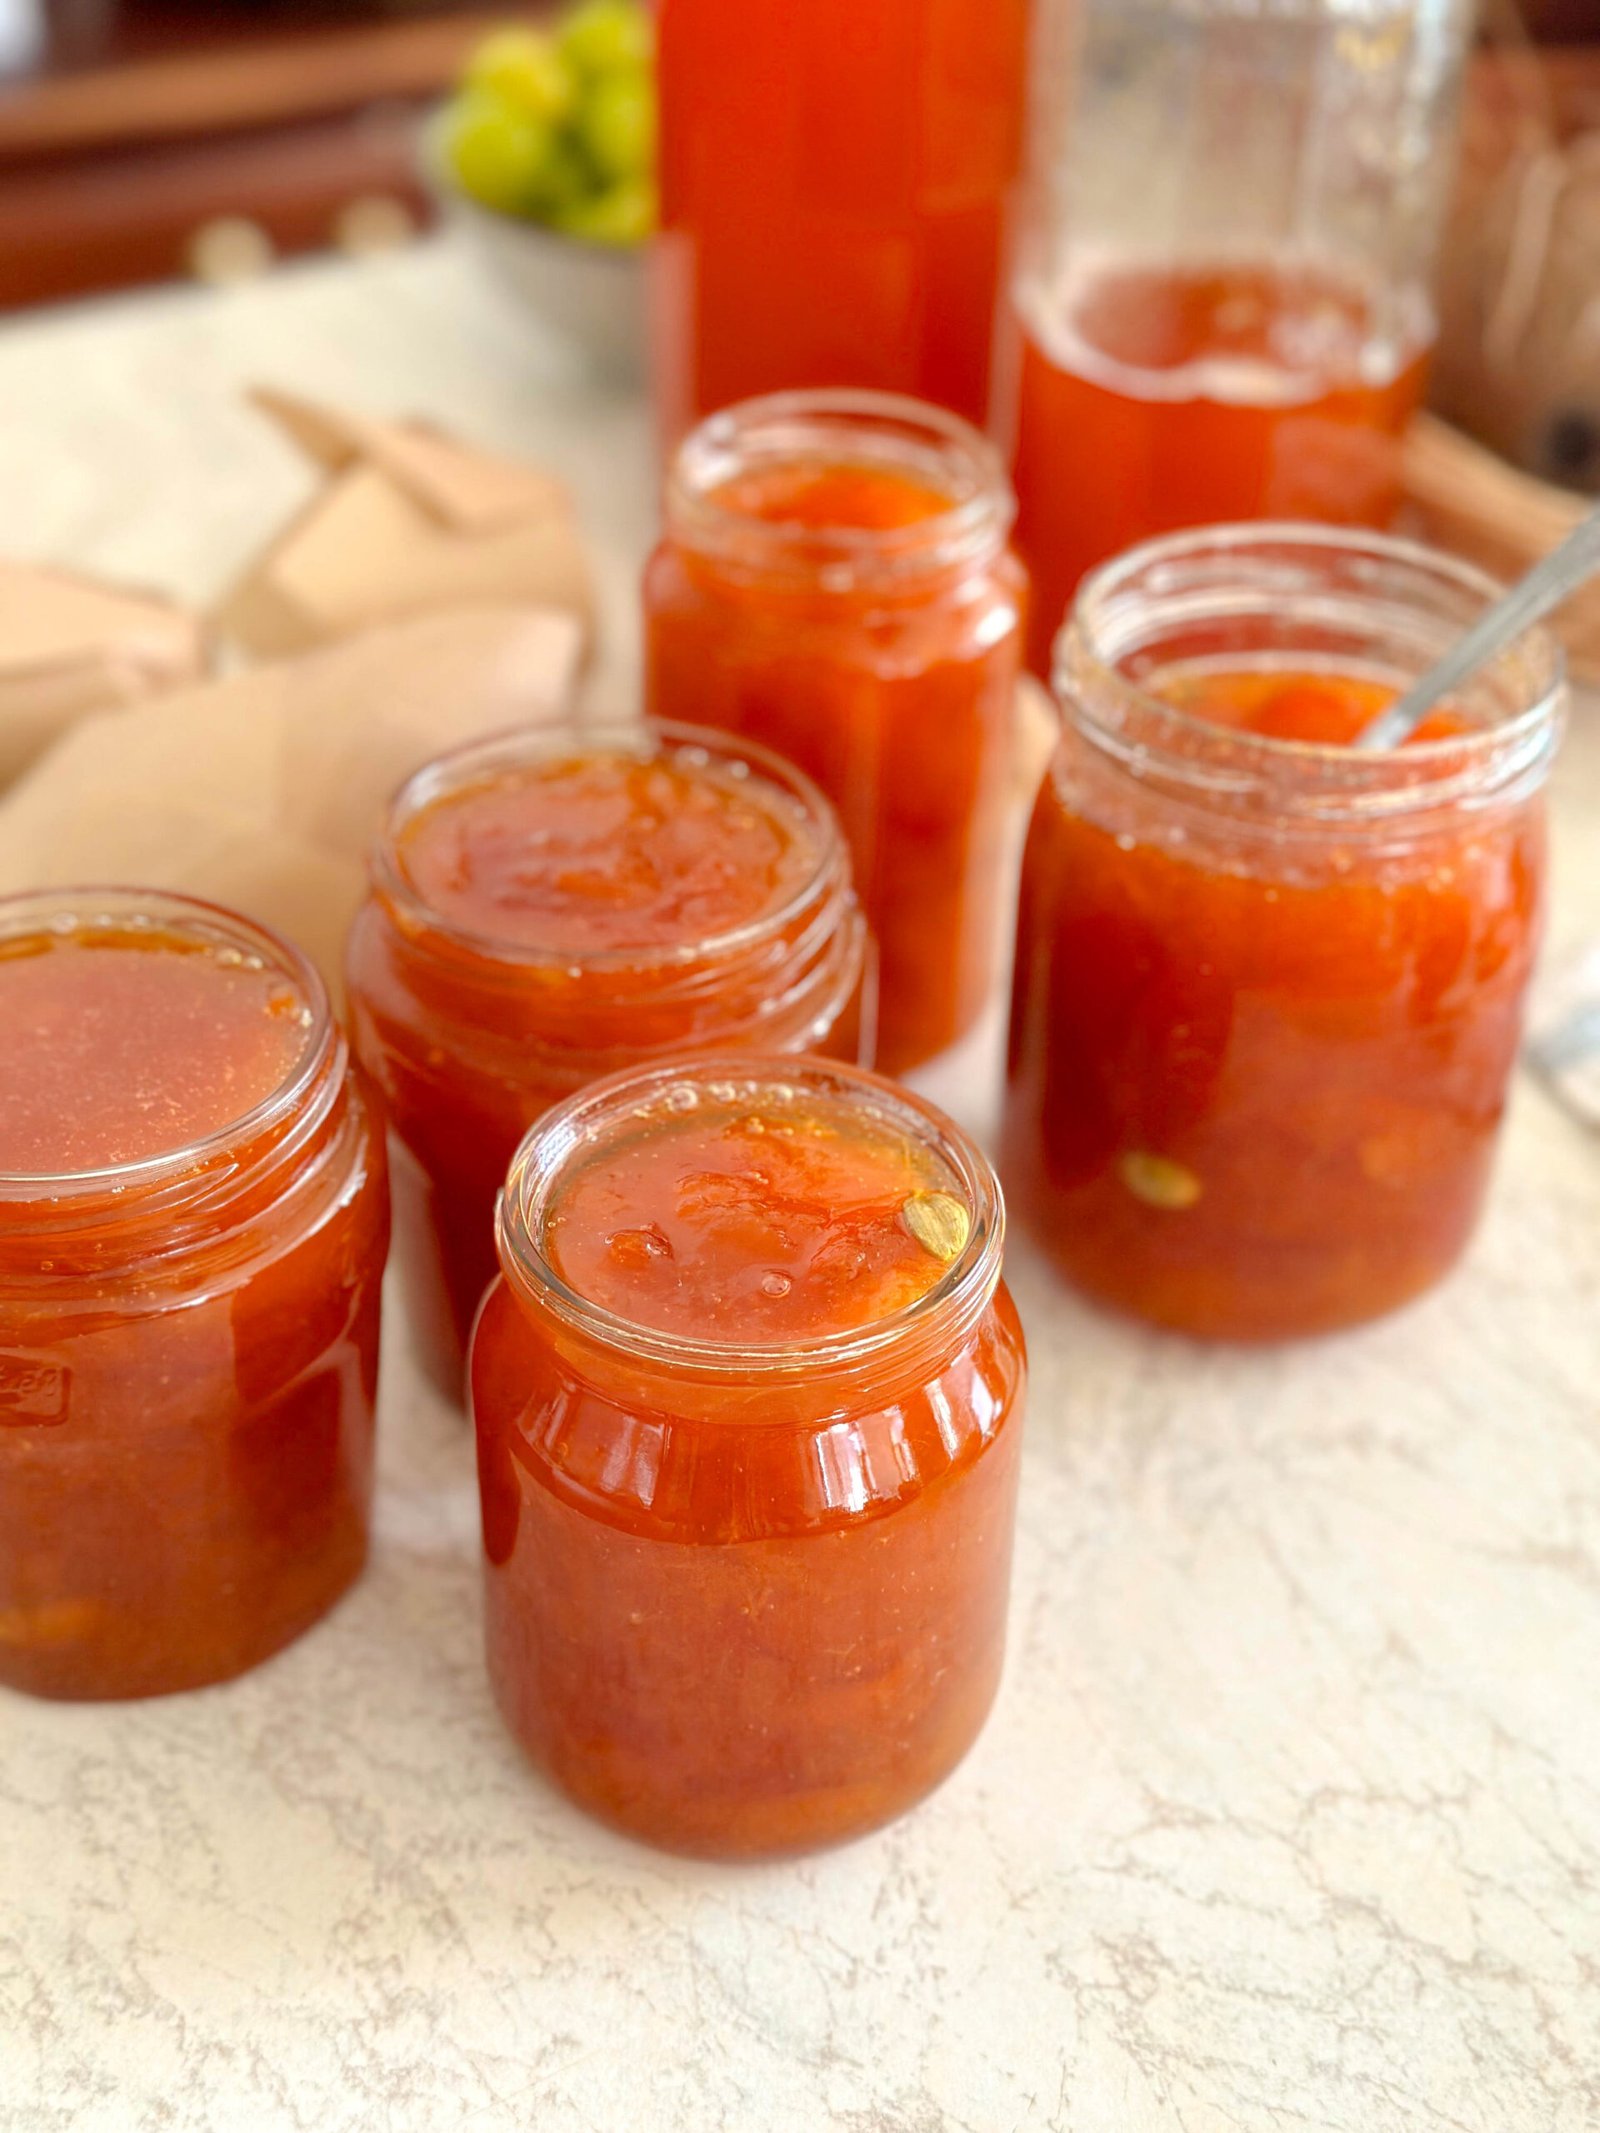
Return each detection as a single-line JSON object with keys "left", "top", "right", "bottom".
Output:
{"left": 653, "top": 0, "right": 1033, "bottom": 445}
{"left": 1004, "top": 0, "right": 1473, "bottom": 675}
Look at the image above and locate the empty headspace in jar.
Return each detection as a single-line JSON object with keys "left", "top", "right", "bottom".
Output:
{"left": 379, "top": 723, "right": 839, "bottom": 961}
{"left": 0, "top": 890, "right": 319, "bottom": 1177}
{"left": 666, "top": 390, "right": 1013, "bottom": 580}
{"left": 1058, "top": 524, "right": 1565, "bottom": 822}
{"left": 499, "top": 1057, "right": 1002, "bottom": 1357}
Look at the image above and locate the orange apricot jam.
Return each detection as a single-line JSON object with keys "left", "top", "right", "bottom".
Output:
{"left": 644, "top": 391, "right": 1027, "bottom": 1074}
{"left": 0, "top": 890, "right": 389, "bottom": 1700}
{"left": 1002, "top": 527, "right": 1564, "bottom": 1341}
{"left": 470, "top": 1056, "right": 1026, "bottom": 1858}
{"left": 345, "top": 722, "right": 868, "bottom": 1400}
{"left": 1009, "top": 263, "right": 1431, "bottom": 676}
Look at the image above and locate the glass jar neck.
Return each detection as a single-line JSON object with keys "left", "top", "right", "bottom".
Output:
{"left": 370, "top": 721, "right": 865, "bottom": 1064}
{"left": 1054, "top": 524, "right": 1565, "bottom": 834}
{"left": 494, "top": 1057, "right": 1008, "bottom": 1422}
{"left": 0, "top": 890, "right": 345, "bottom": 1280}
{"left": 664, "top": 389, "right": 1015, "bottom": 592}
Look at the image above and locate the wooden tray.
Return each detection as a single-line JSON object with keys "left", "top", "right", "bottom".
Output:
{"left": 1401, "top": 411, "right": 1599, "bottom": 683}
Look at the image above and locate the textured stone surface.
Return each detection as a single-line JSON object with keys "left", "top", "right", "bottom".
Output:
{"left": 2, "top": 241, "right": 1598, "bottom": 2133}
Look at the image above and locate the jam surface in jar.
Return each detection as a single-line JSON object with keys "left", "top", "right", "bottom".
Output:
{"left": 471, "top": 1056, "right": 1026, "bottom": 1858}
{"left": 645, "top": 393, "right": 1027, "bottom": 1075}
{"left": 1005, "top": 603, "right": 1559, "bottom": 1342}
{"left": 0, "top": 893, "right": 389, "bottom": 1700}
{"left": 0, "top": 926, "right": 311, "bottom": 1172}
{"left": 394, "top": 744, "right": 824, "bottom": 955}
{"left": 1009, "top": 264, "right": 1430, "bottom": 675}
{"left": 345, "top": 723, "right": 869, "bottom": 1399}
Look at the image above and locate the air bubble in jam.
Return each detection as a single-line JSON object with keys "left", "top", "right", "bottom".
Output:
{"left": 606, "top": 1223, "right": 676, "bottom": 1270}
{"left": 758, "top": 1270, "right": 792, "bottom": 1299}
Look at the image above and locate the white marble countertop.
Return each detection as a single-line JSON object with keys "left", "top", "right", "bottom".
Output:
{"left": 2, "top": 240, "right": 1598, "bottom": 2133}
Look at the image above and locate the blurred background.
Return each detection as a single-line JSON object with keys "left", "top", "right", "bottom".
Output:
{"left": 0, "top": 0, "right": 523, "bottom": 307}
{"left": 0, "top": 5, "right": 1595, "bottom": 316}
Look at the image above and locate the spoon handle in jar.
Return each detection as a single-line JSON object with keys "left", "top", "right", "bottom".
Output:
{"left": 1354, "top": 500, "right": 1600, "bottom": 750}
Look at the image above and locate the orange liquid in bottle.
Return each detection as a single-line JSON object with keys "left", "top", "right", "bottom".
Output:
{"left": 1009, "top": 264, "right": 1431, "bottom": 674}
{"left": 654, "top": 0, "right": 1031, "bottom": 440}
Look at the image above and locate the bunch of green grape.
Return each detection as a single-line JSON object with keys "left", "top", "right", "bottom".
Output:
{"left": 443, "top": 1, "right": 655, "bottom": 246}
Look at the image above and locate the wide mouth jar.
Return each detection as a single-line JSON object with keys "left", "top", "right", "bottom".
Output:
{"left": 0, "top": 886, "right": 340, "bottom": 1274}
{"left": 665, "top": 388, "right": 1016, "bottom": 591}
{"left": 495, "top": 1052, "right": 1007, "bottom": 1399}
{"left": 368, "top": 718, "right": 865, "bottom": 1049}
{"left": 1053, "top": 523, "right": 1566, "bottom": 837}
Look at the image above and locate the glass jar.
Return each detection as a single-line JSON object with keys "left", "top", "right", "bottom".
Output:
{"left": 345, "top": 720, "right": 870, "bottom": 1399}
{"left": 0, "top": 889, "right": 389, "bottom": 1700}
{"left": 644, "top": 391, "right": 1028, "bottom": 1075}
{"left": 471, "top": 1054, "right": 1027, "bottom": 1859}
{"left": 1004, "top": 0, "right": 1473, "bottom": 675}
{"left": 1003, "top": 525, "right": 1564, "bottom": 1340}
{"left": 653, "top": 0, "right": 1032, "bottom": 442}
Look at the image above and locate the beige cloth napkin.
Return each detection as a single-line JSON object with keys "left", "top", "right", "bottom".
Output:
{"left": 215, "top": 389, "right": 595, "bottom": 659}
{"left": 0, "top": 605, "right": 582, "bottom": 997}
{"left": 0, "top": 563, "right": 207, "bottom": 791}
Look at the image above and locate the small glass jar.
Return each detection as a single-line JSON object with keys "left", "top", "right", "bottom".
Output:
{"left": 0, "top": 889, "right": 389, "bottom": 1700}
{"left": 644, "top": 391, "right": 1028, "bottom": 1075}
{"left": 1004, "top": 0, "right": 1473, "bottom": 674}
{"left": 654, "top": 0, "right": 1031, "bottom": 441}
{"left": 1003, "top": 525, "right": 1564, "bottom": 1340}
{"left": 345, "top": 720, "right": 870, "bottom": 1399}
{"left": 471, "top": 1054, "right": 1027, "bottom": 1859}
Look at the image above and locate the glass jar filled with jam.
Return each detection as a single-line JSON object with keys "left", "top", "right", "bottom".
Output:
{"left": 644, "top": 391, "right": 1028, "bottom": 1075}
{"left": 471, "top": 1054, "right": 1027, "bottom": 1859}
{"left": 0, "top": 889, "right": 389, "bottom": 1700}
{"left": 654, "top": 0, "right": 1031, "bottom": 442}
{"left": 1004, "top": 0, "right": 1473, "bottom": 675}
{"left": 345, "top": 720, "right": 870, "bottom": 1398}
{"left": 1004, "top": 525, "right": 1564, "bottom": 1341}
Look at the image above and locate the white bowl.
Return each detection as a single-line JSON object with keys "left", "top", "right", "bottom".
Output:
{"left": 424, "top": 123, "right": 647, "bottom": 384}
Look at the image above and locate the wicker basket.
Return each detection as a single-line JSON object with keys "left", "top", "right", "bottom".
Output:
{"left": 1400, "top": 411, "right": 1600, "bottom": 683}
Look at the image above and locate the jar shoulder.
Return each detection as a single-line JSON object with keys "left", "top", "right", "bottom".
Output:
{"left": 471, "top": 1278, "right": 1026, "bottom": 1548}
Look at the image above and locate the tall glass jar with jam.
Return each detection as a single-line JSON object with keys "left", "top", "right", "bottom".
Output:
{"left": 1004, "top": 0, "right": 1473, "bottom": 675}
{"left": 654, "top": 0, "right": 1032, "bottom": 443}
{"left": 645, "top": 391, "right": 1028, "bottom": 1076}
{"left": 1003, "top": 525, "right": 1564, "bottom": 1341}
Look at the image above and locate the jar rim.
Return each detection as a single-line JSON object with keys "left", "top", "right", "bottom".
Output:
{"left": 495, "top": 1053, "right": 1007, "bottom": 1381}
{"left": 372, "top": 718, "right": 855, "bottom": 975}
{"left": 0, "top": 885, "right": 335, "bottom": 1200}
{"left": 665, "top": 388, "right": 1015, "bottom": 582}
{"left": 1053, "top": 522, "right": 1566, "bottom": 822}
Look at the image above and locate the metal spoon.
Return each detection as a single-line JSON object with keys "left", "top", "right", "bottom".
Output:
{"left": 1354, "top": 499, "right": 1600, "bottom": 750}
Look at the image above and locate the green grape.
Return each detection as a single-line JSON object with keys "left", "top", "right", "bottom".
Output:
{"left": 445, "top": 90, "right": 556, "bottom": 215}
{"left": 527, "top": 134, "right": 595, "bottom": 213}
{"left": 466, "top": 26, "right": 577, "bottom": 125}
{"left": 576, "top": 70, "right": 655, "bottom": 183}
{"left": 556, "top": 0, "right": 653, "bottom": 82}
{"left": 549, "top": 177, "right": 656, "bottom": 247}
